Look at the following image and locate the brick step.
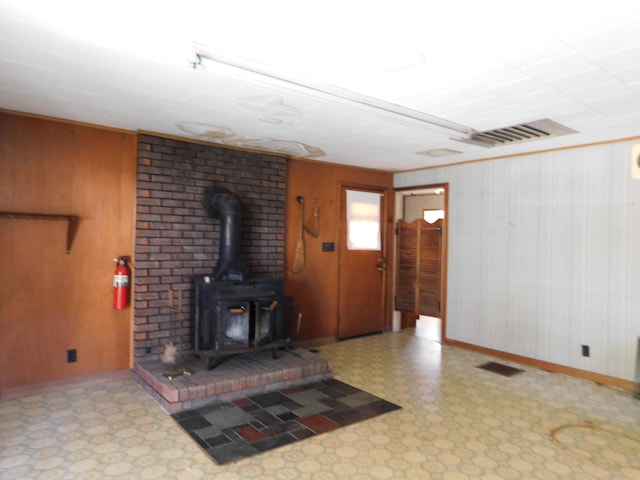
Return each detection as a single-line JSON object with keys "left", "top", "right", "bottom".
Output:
{"left": 133, "top": 348, "right": 332, "bottom": 412}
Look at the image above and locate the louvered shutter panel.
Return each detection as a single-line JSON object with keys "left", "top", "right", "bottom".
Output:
{"left": 395, "top": 219, "right": 442, "bottom": 316}
{"left": 395, "top": 220, "right": 418, "bottom": 312}
{"left": 418, "top": 219, "right": 442, "bottom": 317}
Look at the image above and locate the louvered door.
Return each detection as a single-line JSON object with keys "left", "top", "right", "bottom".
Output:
{"left": 396, "top": 220, "right": 418, "bottom": 311}
{"left": 418, "top": 219, "right": 442, "bottom": 317}
{"left": 395, "top": 219, "right": 442, "bottom": 317}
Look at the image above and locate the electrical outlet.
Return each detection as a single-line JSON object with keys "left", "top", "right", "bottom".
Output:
{"left": 581, "top": 345, "right": 590, "bottom": 357}
{"left": 67, "top": 349, "right": 77, "bottom": 363}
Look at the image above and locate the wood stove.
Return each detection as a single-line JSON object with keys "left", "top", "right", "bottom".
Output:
{"left": 193, "top": 187, "right": 288, "bottom": 369}
{"left": 195, "top": 278, "right": 284, "bottom": 351}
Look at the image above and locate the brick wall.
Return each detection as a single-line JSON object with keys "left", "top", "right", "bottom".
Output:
{"left": 134, "top": 134, "right": 286, "bottom": 358}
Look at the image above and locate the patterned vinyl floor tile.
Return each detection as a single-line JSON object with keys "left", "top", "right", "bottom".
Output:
{"left": 2, "top": 329, "right": 639, "bottom": 479}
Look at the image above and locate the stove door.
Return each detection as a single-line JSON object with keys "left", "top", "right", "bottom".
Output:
{"left": 217, "top": 301, "right": 251, "bottom": 349}
{"left": 253, "top": 298, "right": 276, "bottom": 347}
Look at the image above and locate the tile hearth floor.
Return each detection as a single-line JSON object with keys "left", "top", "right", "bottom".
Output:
{"left": 172, "top": 378, "right": 401, "bottom": 464}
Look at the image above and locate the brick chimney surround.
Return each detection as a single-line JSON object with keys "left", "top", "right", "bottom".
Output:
{"left": 134, "top": 135, "right": 286, "bottom": 359}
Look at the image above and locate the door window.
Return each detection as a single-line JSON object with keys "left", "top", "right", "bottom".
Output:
{"left": 346, "top": 189, "right": 381, "bottom": 250}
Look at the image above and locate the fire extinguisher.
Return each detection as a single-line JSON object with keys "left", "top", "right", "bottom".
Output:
{"left": 113, "top": 256, "right": 130, "bottom": 310}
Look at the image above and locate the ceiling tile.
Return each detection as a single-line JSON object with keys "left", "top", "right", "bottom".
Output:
{"left": 2, "top": 3, "right": 640, "bottom": 171}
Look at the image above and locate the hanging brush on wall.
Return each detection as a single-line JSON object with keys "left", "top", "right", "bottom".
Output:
{"left": 291, "top": 196, "right": 321, "bottom": 274}
{"left": 162, "top": 288, "right": 182, "bottom": 365}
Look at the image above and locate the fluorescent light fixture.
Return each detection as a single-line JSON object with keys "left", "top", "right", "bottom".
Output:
{"left": 191, "top": 43, "right": 474, "bottom": 137}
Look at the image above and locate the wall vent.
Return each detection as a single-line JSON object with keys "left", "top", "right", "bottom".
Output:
{"left": 453, "top": 119, "right": 577, "bottom": 148}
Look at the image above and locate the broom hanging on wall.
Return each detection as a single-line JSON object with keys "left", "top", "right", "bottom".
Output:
{"left": 291, "top": 196, "right": 306, "bottom": 274}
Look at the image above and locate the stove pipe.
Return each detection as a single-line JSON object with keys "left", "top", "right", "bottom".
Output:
{"left": 203, "top": 187, "right": 246, "bottom": 281}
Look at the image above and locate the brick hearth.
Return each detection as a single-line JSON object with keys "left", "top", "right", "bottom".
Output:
{"left": 133, "top": 348, "right": 332, "bottom": 413}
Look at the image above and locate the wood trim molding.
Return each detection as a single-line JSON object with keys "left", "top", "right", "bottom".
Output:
{"left": 397, "top": 134, "right": 640, "bottom": 174}
{"left": 0, "top": 108, "right": 134, "bottom": 134}
{"left": 444, "top": 338, "right": 635, "bottom": 393}
{"left": 0, "top": 369, "right": 132, "bottom": 401}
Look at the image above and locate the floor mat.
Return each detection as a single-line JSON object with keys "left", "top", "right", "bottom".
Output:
{"left": 171, "top": 378, "right": 401, "bottom": 465}
{"left": 477, "top": 361, "right": 524, "bottom": 377}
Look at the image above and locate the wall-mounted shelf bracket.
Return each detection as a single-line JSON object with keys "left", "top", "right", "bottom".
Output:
{"left": 0, "top": 211, "right": 79, "bottom": 254}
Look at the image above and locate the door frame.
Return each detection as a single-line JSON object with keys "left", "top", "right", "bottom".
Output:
{"left": 337, "top": 181, "right": 393, "bottom": 337}
{"left": 394, "top": 183, "right": 449, "bottom": 342}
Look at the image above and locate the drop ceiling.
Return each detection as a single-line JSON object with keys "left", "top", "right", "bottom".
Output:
{"left": 2, "top": 1, "right": 640, "bottom": 172}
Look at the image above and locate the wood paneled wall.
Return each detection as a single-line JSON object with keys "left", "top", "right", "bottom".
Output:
{"left": 0, "top": 112, "right": 394, "bottom": 387}
{"left": 285, "top": 159, "right": 394, "bottom": 341}
{"left": 0, "top": 112, "right": 136, "bottom": 389}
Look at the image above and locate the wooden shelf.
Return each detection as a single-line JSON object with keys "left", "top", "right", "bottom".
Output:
{"left": 0, "top": 211, "right": 79, "bottom": 254}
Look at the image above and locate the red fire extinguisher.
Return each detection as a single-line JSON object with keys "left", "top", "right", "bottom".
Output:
{"left": 113, "top": 256, "right": 130, "bottom": 310}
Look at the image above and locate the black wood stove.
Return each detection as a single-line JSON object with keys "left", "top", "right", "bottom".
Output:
{"left": 193, "top": 187, "right": 287, "bottom": 369}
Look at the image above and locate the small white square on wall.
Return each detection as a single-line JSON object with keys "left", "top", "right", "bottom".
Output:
{"left": 632, "top": 144, "right": 640, "bottom": 180}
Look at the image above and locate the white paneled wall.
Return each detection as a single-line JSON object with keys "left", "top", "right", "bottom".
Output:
{"left": 395, "top": 141, "right": 640, "bottom": 381}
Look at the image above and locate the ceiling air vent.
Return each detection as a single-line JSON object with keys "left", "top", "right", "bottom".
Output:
{"left": 453, "top": 119, "right": 577, "bottom": 148}
{"left": 416, "top": 148, "right": 462, "bottom": 157}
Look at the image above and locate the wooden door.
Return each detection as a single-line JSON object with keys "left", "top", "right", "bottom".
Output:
{"left": 418, "top": 219, "right": 442, "bottom": 316}
{"left": 395, "top": 219, "right": 442, "bottom": 317}
{"left": 396, "top": 221, "right": 418, "bottom": 312}
{"left": 337, "top": 185, "right": 387, "bottom": 339}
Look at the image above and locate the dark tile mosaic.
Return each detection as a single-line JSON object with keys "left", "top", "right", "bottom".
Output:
{"left": 172, "top": 378, "right": 401, "bottom": 465}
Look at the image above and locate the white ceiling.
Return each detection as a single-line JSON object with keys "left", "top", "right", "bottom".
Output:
{"left": 2, "top": 0, "right": 640, "bottom": 172}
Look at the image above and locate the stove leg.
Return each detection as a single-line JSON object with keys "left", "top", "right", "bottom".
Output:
{"left": 206, "top": 355, "right": 231, "bottom": 370}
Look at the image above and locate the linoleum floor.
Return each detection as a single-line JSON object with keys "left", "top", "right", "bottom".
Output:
{"left": 1, "top": 328, "right": 639, "bottom": 479}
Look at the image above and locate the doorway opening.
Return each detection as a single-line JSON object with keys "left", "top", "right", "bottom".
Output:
{"left": 416, "top": 316, "right": 441, "bottom": 343}
{"left": 394, "top": 184, "right": 448, "bottom": 343}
